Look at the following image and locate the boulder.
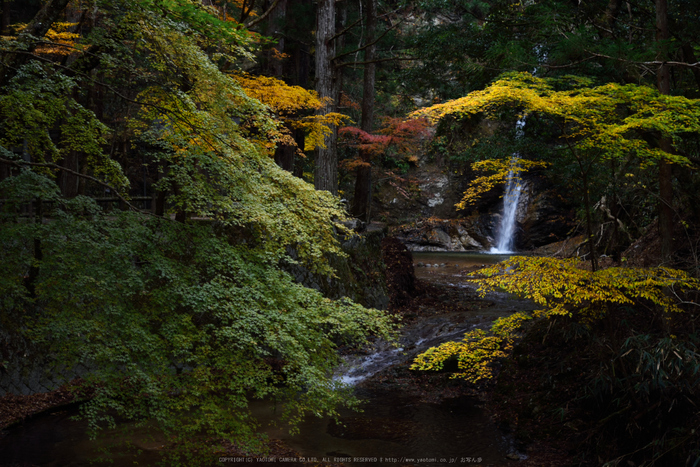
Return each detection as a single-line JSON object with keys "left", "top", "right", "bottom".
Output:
{"left": 392, "top": 216, "right": 496, "bottom": 252}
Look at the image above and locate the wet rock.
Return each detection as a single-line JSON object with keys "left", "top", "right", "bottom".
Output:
{"left": 341, "top": 218, "right": 366, "bottom": 232}
{"left": 506, "top": 452, "right": 526, "bottom": 460}
{"left": 517, "top": 180, "right": 577, "bottom": 249}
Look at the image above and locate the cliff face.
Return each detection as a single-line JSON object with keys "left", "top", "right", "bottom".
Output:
{"left": 368, "top": 156, "right": 576, "bottom": 252}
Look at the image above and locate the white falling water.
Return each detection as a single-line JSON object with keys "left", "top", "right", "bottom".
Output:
{"left": 490, "top": 118, "right": 526, "bottom": 254}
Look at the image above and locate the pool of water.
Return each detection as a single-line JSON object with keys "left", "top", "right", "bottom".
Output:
{"left": 412, "top": 251, "right": 514, "bottom": 286}
{"left": 0, "top": 407, "right": 167, "bottom": 466}
{"left": 251, "top": 391, "right": 507, "bottom": 466}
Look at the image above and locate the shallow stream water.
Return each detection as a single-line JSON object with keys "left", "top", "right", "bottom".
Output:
{"left": 0, "top": 252, "right": 533, "bottom": 467}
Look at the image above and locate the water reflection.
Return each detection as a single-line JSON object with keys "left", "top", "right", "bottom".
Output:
{"left": 251, "top": 392, "right": 507, "bottom": 466}
{"left": 412, "top": 251, "right": 512, "bottom": 287}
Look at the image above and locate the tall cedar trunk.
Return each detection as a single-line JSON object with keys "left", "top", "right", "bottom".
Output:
{"left": 314, "top": 0, "right": 337, "bottom": 194}
{"left": 274, "top": 144, "right": 295, "bottom": 172}
{"left": 601, "top": 0, "right": 622, "bottom": 38}
{"left": 351, "top": 0, "right": 377, "bottom": 222}
{"left": 287, "top": 0, "right": 311, "bottom": 88}
{"left": 681, "top": 43, "right": 700, "bottom": 92}
{"left": 656, "top": 0, "right": 674, "bottom": 262}
{"left": 266, "top": 0, "right": 287, "bottom": 77}
{"left": 1, "top": 0, "right": 11, "bottom": 35}
{"left": 59, "top": 151, "right": 81, "bottom": 198}
{"left": 293, "top": 129, "right": 306, "bottom": 178}
{"left": 267, "top": 0, "right": 297, "bottom": 172}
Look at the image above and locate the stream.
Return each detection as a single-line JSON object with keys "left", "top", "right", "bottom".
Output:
{"left": 0, "top": 252, "right": 534, "bottom": 467}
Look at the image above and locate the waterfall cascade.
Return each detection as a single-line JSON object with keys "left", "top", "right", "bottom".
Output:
{"left": 490, "top": 118, "right": 526, "bottom": 254}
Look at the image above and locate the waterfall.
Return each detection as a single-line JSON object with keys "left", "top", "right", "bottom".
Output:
{"left": 490, "top": 118, "right": 526, "bottom": 254}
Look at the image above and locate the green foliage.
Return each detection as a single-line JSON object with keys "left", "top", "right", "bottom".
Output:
{"left": 0, "top": 0, "right": 396, "bottom": 462}
{"left": 401, "top": 0, "right": 700, "bottom": 103}
{"left": 0, "top": 173, "right": 395, "bottom": 460}
{"left": 121, "top": 1, "right": 353, "bottom": 274}
{"left": 0, "top": 62, "right": 127, "bottom": 189}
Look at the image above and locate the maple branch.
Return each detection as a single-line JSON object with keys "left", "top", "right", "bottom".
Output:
{"left": 6, "top": 50, "right": 234, "bottom": 155}
{"left": 239, "top": 0, "right": 253, "bottom": 23}
{"left": 0, "top": 156, "right": 147, "bottom": 214}
{"left": 0, "top": 0, "right": 71, "bottom": 86}
{"left": 245, "top": 0, "right": 283, "bottom": 29}
{"left": 536, "top": 56, "right": 598, "bottom": 70}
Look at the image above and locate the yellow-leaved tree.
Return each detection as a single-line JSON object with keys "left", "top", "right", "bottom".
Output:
{"left": 412, "top": 72, "right": 700, "bottom": 270}
{"left": 412, "top": 256, "right": 700, "bottom": 382}
{"left": 411, "top": 256, "right": 700, "bottom": 464}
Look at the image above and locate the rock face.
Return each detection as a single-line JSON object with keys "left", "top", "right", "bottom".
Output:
{"left": 283, "top": 225, "right": 390, "bottom": 310}
{"left": 518, "top": 180, "right": 578, "bottom": 250}
{"left": 392, "top": 216, "right": 498, "bottom": 251}
{"left": 357, "top": 156, "right": 576, "bottom": 251}
{"left": 371, "top": 163, "right": 469, "bottom": 223}
{"left": 0, "top": 330, "right": 95, "bottom": 396}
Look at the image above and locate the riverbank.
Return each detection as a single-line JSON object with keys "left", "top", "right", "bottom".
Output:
{"left": 0, "top": 386, "right": 76, "bottom": 431}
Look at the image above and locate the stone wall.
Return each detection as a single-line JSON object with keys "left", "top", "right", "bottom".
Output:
{"left": 0, "top": 331, "right": 92, "bottom": 396}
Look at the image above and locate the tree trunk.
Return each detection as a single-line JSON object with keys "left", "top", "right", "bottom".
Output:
{"left": 266, "top": 0, "right": 287, "bottom": 77}
{"left": 656, "top": 0, "right": 674, "bottom": 262}
{"left": 681, "top": 43, "right": 700, "bottom": 93}
{"left": 582, "top": 170, "right": 598, "bottom": 272}
{"left": 59, "top": 151, "right": 81, "bottom": 198}
{"left": 313, "top": 0, "right": 337, "bottom": 195}
{"left": 293, "top": 129, "right": 306, "bottom": 178}
{"left": 1, "top": 0, "right": 11, "bottom": 35}
{"left": 274, "top": 143, "right": 295, "bottom": 172}
{"left": 351, "top": 0, "right": 377, "bottom": 222}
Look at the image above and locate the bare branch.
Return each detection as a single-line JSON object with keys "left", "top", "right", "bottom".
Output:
{"left": 0, "top": 157, "right": 147, "bottom": 214}
{"left": 333, "top": 16, "right": 404, "bottom": 63}
{"left": 245, "top": 0, "right": 283, "bottom": 29}
{"left": 329, "top": 17, "right": 362, "bottom": 43}
{"left": 335, "top": 55, "right": 416, "bottom": 69}
{"left": 586, "top": 50, "right": 700, "bottom": 69}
